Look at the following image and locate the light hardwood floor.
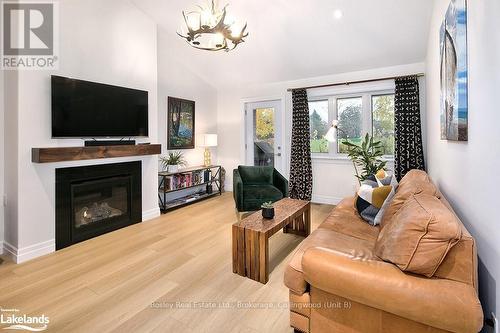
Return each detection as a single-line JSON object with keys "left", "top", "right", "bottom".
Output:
{"left": 0, "top": 193, "right": 333, "bottom": 333}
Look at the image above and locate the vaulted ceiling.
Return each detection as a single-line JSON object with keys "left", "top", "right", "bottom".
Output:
{"left": 132, "top": 0, "right": 434, "bottom": 87}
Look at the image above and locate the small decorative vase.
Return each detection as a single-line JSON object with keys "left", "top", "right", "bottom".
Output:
{"left": 168, "top": 165, "right": 179, "bottom": 173}
{"left": 262, "top": 207, "right": 275, "bottom": 219}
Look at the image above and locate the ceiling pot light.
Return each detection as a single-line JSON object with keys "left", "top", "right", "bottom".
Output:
{"left": 178, "top": 0, "right": 249, "bottom": 52}
{"left": 333, "top": 9, "right": 343, "bottom": 20}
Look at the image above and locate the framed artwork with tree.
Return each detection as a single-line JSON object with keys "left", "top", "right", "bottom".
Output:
{"left": 167, "top": 97, "right": 195, "bottom": 149}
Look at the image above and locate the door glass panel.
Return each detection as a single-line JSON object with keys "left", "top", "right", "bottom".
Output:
{"left": 337, "top": 97, "right": 363, "bottom": 153}
{"left": 253, "top": 108, "right": 275, "bottom": 167}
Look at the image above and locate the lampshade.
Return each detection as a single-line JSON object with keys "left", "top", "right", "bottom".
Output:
{"left": 201, "top": 134, "right": 218, "bottom": 147}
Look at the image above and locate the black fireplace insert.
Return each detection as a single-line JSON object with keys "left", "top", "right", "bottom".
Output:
{"left": 56, "top": 162, "right": 142, "bottom": 250}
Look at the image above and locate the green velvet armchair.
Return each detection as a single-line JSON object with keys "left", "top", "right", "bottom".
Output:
{"left": 233, "top": 166, "right": 289, "bottom": 212}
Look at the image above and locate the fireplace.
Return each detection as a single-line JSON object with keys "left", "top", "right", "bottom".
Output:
{"left": 56, "top": 162, "right": 142, "bottom": 250}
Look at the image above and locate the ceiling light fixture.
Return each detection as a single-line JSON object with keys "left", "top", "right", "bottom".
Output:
{"left": 333, "top": 9, "right": 343, "bottom": 20}
{"left": 177, "top": 0, "right": 249, "bottom": 52}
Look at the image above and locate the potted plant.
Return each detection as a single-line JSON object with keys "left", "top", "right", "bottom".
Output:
{"left": 261, "top": 201, "right": 275, "bottom": 219}
{"left": 343, "top": 133, "right": 387, "bottom": 184}
{"left": 159, "top": 151, "right": 187, "bottom": 173}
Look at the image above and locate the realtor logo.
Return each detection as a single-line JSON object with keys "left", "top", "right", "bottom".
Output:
{"left": 1, "top": 1, "right": 59, "bottom": 69}
{"left": 0, "top": 308, "right": 49, "bottom": 331}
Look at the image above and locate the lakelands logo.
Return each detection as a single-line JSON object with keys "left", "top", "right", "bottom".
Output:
{"left": 1, "top": 1, "right": 59, "bottom": 69}
{"left": 0, "top": 308, "right": 49, "bottom": 331}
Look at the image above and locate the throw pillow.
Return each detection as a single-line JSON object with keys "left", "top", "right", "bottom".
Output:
{"left": 355, "top": 171, "right": 395, "bottom": 226}
{"left": 380, "top": 178, "right": 439, "bottom": 228}
{"left": 375, "top": 169, "right": 394, "bottom": 186}
{"left": 373, "top": 171, "right": 399, "bottom": 226}
{"left": 398, "top": 169, "right": 433, "bottom": 188}
{"left": 374, "top": 194, "right": 462, "bottom": 277}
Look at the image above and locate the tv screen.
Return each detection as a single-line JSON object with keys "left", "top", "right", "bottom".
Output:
{"left": 51, "top": 76, "right": 148, "bottom": 138}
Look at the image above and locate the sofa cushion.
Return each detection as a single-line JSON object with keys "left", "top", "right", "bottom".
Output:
{"left": 373, "top": 185, "right": 397, "bottom": 226}
{"left": 433, "top": 196, "right": 477, "bottom": 287}
{"left": 243, "top": 185, "right": 283, "bottom": 202}
{"left": 398, "top": 169, "right": 432, "bottom": 188}
{"left": 355, "top": 182, "right": 393, "bottom": 226}
{"left": 380, "top": 177, "right": 439, "bottom": 228}
{"left": 238, "top": 165, "right": 273, "bottom": 185}
{"left": 284, "top": 228, "right": 378, "bottom": 294}
{"left": 319, "top": 198, "right": 380, "bottom": 242}
{"left": 375, "top": 194, "right": 462, "bottom": 277}
{"left": 375, "top": 169, "right": 396, "bottom": 186}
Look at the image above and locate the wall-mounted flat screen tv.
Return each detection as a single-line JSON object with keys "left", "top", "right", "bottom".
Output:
{"left": 51, "top": 76, "right": 148, "bottom": 138}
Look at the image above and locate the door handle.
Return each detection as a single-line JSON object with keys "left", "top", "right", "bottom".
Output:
{"left": 275, "top": 153, "right": 282, "bottom": 157}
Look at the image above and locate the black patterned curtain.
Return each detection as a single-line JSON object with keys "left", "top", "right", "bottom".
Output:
{"left": 289, "top": 89, "right": 313, "bottom": 201}
{"left": 394, "top": 76, "right": 426, "bottom": 181}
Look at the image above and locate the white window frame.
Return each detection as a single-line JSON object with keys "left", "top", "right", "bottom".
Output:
{"left": 308, "top": 81, "right": 395, "bottom": 160}
{"left": 308, "top": 97, "right": 330, "bottom": 155}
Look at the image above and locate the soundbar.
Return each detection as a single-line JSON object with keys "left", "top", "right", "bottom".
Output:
{"left": 84, "top": 140, "right": 136, "bottom": 147}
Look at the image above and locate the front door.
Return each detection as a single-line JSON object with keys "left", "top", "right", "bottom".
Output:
{"left": 245, "top": 100, "right": 284, "bottom": 174}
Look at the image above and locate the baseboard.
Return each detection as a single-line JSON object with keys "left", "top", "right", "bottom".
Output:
{"left": 142, "top": 207, "right": 160, "bottom": 222}
{"left": 311, "top": 194, "right": 343, "bottom": 205}
{"left": 0, "top": 241, "right": 3, "bottom": 255}
{"left": 3, "top": 242, "right": 19, "bottom": 263}
{"left": 3, "top": 240, "right": 55, "bottom": 264}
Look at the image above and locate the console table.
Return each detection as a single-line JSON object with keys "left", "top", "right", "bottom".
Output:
{"left": 158, "top": 165, "right": 222, "bottom": 213}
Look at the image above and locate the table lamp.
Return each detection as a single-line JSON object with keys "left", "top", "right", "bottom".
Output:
{"left": 200, "top": 134, "right": 218, "bottom": 167}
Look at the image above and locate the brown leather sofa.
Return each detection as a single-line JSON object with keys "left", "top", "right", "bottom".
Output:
{"left": 284, "top": 170, "right": 483, "bottom": 333}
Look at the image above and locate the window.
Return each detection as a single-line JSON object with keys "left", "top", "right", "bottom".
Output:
{"left": 372, "top": 95, "right": 395, "bottom": 156}
{"left": 337, "top": 97, "right": 362, "bottom": 154}
{"left": 308, "top": 100, "right": 329, "bottom": 153}
{"left": 308, "top": 85, "right": 395, "bottom": 159}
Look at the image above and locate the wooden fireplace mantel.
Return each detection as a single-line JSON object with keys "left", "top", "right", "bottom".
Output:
{"left": 32, "top": 144, "right": 162, "bottom": 163}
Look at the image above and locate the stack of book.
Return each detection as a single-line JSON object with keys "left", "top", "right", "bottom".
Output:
{"left": 162, "top": 170, "right": 207, "bottom": 192}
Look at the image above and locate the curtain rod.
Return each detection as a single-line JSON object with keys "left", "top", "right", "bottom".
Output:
{"left": 286, "top": 73, "right": 425, "bottom": 92}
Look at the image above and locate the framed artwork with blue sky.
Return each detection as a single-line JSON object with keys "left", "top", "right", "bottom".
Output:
{"left": 440, "top": 0, "right": 468, "bottom": 141}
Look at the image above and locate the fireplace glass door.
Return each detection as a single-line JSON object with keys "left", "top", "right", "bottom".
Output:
{"left": 71, "top": 176, "right": 131, "bottom": 238}
{"left": 56, "top": 162, "right": 142, "bottom": 250}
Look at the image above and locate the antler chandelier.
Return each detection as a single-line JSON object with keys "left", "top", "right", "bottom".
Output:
{"left": 177, "top": 1, "right": 248, "bottom": 52}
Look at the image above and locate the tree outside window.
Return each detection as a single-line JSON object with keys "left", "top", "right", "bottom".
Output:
{"left": 372, "top": 95, "right": 395, "bottom": 155}
{"left": 309, "top": 100, "right": 329, "bottom": 153}
{"left": 254, "top": 108, "right": 274, "bottom": 144}
{"left": 254, "top": 108, "right": 275, "bottom": 166}
{"left": 337, "top": 97, "right": 362, "bottom": 154}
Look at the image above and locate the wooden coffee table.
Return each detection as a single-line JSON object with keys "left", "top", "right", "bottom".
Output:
{"left": 232, "top": 198, "right": 311, "bottom": 284}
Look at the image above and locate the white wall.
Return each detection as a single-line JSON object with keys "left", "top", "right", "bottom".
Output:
{"left": 3, "top": 0, "right": 159, "bottom": 263}
{"left": 426, "top": 0, "right": 499, "bottom": 322}
{"left": 217, "top": 63, "right": 425, "bottom": 204}
{"left": 4, "top": 70, "right": 19, "bottom": 256}
{"left": 0, "top": 67, "right": 4, "bottom": 254}
{"left": 157, "top": 29, "right": 218, "bottom": 167}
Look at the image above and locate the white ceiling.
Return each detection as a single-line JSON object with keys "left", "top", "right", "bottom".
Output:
{"left": 132, "top": 0, "right": 434, "bottom": 87}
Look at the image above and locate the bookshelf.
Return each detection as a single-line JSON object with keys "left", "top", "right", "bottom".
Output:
{"left": 158, "top": 165, "right": 222, "bottom": 212}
